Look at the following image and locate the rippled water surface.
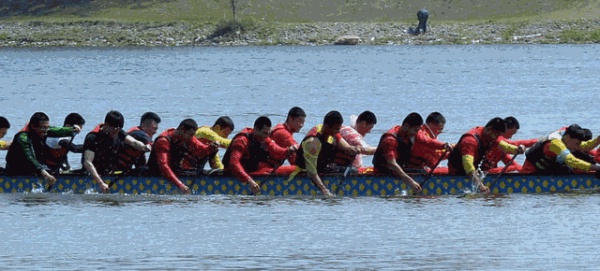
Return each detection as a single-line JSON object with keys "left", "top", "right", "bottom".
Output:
{"left": 1, "top": 44, "right": 600, "bottom": 269}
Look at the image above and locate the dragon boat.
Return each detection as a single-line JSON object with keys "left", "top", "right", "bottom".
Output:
{"left": 1, "top": 172, "right": 599, "bottom": 196}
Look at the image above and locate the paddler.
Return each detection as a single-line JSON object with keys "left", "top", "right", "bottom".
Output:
{"left": 5, "top": 112, "right": 80, "bottom": 187}
{"left": 147, "top": 118, "right": 218, "bottom": 194}
{"left": 372, "top": 112, "right": 425, "bottom": 193}
{"left": 447, "top": 117, "right": 525, "bottom": 193}
{"left": 223, "top": 116, "right": 297, "bottom": 195}
{"left": 479, "top": 116, "right": 538, "bottom": 174}
{"left": 522, "top": 124, "right": 600, "bottom": 174}
{"left": 405, "top": 111, "right": 453, "bottom": 174}
{"left": 116, "top": 111, "right": 161, "bottom": 175}
{"left": 82, "top": 110, "right": 152, "bottom": 193}
{"left": 270, "top": 107, "right": 306, "bottom": 166}
{"left": 293, "top": 111, "right": 361, "bottom": 196}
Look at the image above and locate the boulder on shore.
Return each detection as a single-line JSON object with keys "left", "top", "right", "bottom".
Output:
{"left": 334, "top": 35, "right": 361, "bottom": 45}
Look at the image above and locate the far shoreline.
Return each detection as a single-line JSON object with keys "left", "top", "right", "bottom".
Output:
{"left": 0, "top": 19, "right": 599, "bottom": 47}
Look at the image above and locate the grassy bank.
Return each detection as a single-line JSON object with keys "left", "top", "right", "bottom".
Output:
{"left": 1, "top": 0, "right": 599, "bottom": 46}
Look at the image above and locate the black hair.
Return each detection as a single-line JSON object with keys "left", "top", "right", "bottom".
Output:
{"left": 140, "top": 112, "right": 161, "bottom": 126}
{"left": 564, "top": 124, "right": 585, "bottom": 141}
{"left": 104, "top": 110, "right": 124, "bottom": 128}
{"left": 323, "top": 111, "right": 344, "bottom": 127}
{"left": 29, "top": 112, "right": 49, "bottom": 128}
{"left": 582, "top": 128, "right": 593, "bottom": 141}
{"left": 254, "top": 116, "right": 272, "bottom": 130}
{"left": 0, "top": 116, "right": 9, "bottom": 129}
{"left": 401, "top": 112, "right": 424, "bottom": 127}
{"left": 214, "top": 116, "right": 235, "bottom": 131}
{"left": 485, "top": 117, "right": 506, "bottom": 134}
{"left": 178, "top": 118, "right": 198, "bottom": 131}
{"left": 425, "top": 112, "right": 446, "bottom": 125}
{"left": 64, "top": 113, "right": 86, "bottom": 127}
{"left": 286, "top": 107, "right": 306, "bottom": 121}
{"left": 357, "top": 111, "right": 377, "bottom": 125}
{"left": 504, "top": 116, "right": 520, "bottom": 130}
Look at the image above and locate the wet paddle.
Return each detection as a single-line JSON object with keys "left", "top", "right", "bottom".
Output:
{"left": 488, "top": 154, "right": 519, "bottom": 190}
{"left": 334, "top": 166, "right": 355, "bottom": 195}
{"left": 255, "top": 152, "right": 292, "bottom": 194}
{"left": 418, "top": 150, "right": 449, "bottom": 190}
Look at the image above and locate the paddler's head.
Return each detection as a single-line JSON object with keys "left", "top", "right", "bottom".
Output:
{"left": 322, "top": 110, "right": 343, "bottom": 136}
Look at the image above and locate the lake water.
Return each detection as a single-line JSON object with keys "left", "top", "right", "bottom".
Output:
{"left": 0, "top": 45, "right": 599, "bottom": 270}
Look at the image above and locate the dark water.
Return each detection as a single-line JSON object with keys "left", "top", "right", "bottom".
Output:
{"left": 0, "top": 45, "right": 599, "bottom": 269}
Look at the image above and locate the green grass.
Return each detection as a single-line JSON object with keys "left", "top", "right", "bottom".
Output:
{"left": 2, "top": 0, "right": 598, "bottom": 24}
{"left": 561, "top": 29, "right": 600, "bottom": 43}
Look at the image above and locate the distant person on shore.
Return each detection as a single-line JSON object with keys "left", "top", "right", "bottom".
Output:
{"left": 147, "top": 118, "right": 218, "bottom": 194}
{"left": 223, "top": 116, "right": 296, "bottom": 194}
{"left": 5, "top": 112, "right": 80, "bottom": 187}
{"left": 522, "top": 124, "right": 600, "bottom": 175}
{"left": 82, "top": 110, "right": 152, "bottom": 193}
{"left": 116, "top": 111, "right": 161, "bottom": 175}
{"left": 447, "top": 117, "right": 525, "bottom": 193}
{"left": 339, "top": 110, "right": 378, "bottom": 169}
{"left": 408, "top": 9, "right": 429, "bottom": 35}
{"left": 45, "top": 113, "right": 86, "bottom": 174}
{"left": 270, "top": 107, "right": 306, "bottom": 166}
{"left": 293, "top": 111, "right": 361, "bottom": 196}
{"left": 405, "top": 112, "right": 453, "bottom": 174}
{"left": 372, "top": 112, "right": 424, "bottom": 193}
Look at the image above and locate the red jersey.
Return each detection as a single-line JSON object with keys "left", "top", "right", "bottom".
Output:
{"left": 408, "top": 124, "right": 446, "bottom": 169}
{"left": 270, "top": 123, "right": 298, "bottom": 165}
{"left": 148, "top": 128, "right": 213, "bottom": 189}
{"left": 225, "top": 127, "right": 290, "bottom": 183}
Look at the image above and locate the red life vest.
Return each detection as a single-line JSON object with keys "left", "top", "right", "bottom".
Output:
{"left": 222, "top": 128, "right": 277, "bottom": 172}
{"left": 447, "top": 126, "right": 490, "bottom": 175}
{"left": 372, "top": 125, "right": 413, "bottom": 171}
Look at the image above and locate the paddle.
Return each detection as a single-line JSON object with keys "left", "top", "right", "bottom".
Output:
{"left": 106, "top": 177, "right": 118, "bottom": 190}
{"left": 334, "top": 166, "right": 355, "bottom": 195}
{"left": 418, "top": 150, "right": 449, "bottom": 191}
{"left": 487, "top": 154, "right": 519, "bottom": 190}
{"left": 255, "top": 152, "right": 292, "bottom": 194}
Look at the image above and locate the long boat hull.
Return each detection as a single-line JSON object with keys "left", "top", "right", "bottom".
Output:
{"left": 1, "top": 173, "right": 599, "bottom": 196}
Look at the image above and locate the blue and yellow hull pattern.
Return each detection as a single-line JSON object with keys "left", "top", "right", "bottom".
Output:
{"left": 1, "top": 173, "right": 599, "bottom": 196}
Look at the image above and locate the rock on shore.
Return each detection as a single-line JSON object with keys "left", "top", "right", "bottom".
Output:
{"left": 0, "top": 20, "right": 598, "bottom": 47}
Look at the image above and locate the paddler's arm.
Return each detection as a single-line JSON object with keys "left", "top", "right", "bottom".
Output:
{"left": 549, "top": 139, "right": 600, "bottom": 173}
{"left": 385, "top": 158, "right": 421, "bottom": 193}
{"left": 460, "top": 136, "right": 490, "bottom": 193}
{"left": 124, "top": 134, "right": 151, "bottom": 152}
{"left": 153, "top": 137, "right": 190, "bottom": 194}
{"left": 498, "top": 141, "right": 526, "bottom": 155}
{"left": 209, "top": 152, "right": 224, "bottom": 170}
{"left": 0, "top": 140, "right": 10, "bottom": 150}
{"left": 336, "top": 137, "right": 361, "bottom": 156}
{"left": 228, "top": 137, "right": 260, "bottom": 194}
{"left": 462, "top": 155, "right": 489, "bottom": 193}
{"left": 196, "top": 126, "right": 231, "bottom": 148}
{"left": 302, "top": 138, "right": 332, "bottom": 196}
{"left": 580, "top": 136, "right": 600, "bottom": 152}
{"left": 47, "top": 125, "right": 80, "bottom": 137}
{"left": 83, "top": 149, "right": 108, "bottom": 193}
